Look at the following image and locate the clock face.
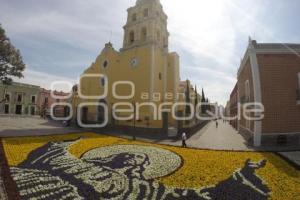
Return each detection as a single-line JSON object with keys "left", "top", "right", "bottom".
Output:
{"left": 130, "top": 58, "right": 138, "bottom": 67}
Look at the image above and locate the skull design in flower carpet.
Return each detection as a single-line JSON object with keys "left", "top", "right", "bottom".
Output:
{"left": 10, "top": 138, "right": 271, "bottom": 200}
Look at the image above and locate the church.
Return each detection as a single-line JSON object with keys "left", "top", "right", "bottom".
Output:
{"left": 72, "top": 0, "right": 201, "bottom": 131}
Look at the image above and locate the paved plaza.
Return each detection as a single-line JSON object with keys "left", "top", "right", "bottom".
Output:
{"left": 0, "top": 116, "right": 299, "bottom": 167}
{"left": 181, "top": 120, "right": 249, "bottom": 150}
{"left": 145, "top": 120, "right": 250, "bottom": 151}
{"left": 0, "top": 115, "right": 81, "bottom": 137}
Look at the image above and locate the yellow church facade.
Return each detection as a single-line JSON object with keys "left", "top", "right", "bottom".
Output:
{"left": 72, "top": 0, "right": 200, "bottom": 130}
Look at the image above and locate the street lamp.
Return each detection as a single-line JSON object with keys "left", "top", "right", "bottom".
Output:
{"left": 133, "top": 101, "right": 136, "bottom": 140}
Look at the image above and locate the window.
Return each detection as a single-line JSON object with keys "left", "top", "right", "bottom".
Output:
{"left": 141, "top": 27, "right": 147, "bottom": 41}
{"left": 100, "top": 77, "right": 106, "bottom": 87}
{"left": 56, "top": 99, "right": 60, "bottom": 103}
{"left": 4, "top": 104, "right": 9, "bottom": 114}
{"left": 159, "top": 73, "right": 162, "bottom": 80}
{"left": 297, "top": 72, "right": 300, "bottom": 102}
{"left": 5, "top": 94, "right": 10, "bottom": 102}
{"left": 45, "top": 97, "right": 49, "bottom": 104}
{"left": 245, "top": 80, "right": 250, "bottom": 102}
{"left": 129, "top": 31, "right": 135, "bottom": 44}
{"left": 157, "top": 31, "right": 160, "bottom": 42}
{"left": 163, "top": 37, "right": 167, "bottom": 47}
{"left": 17, "top": 94, "right": 22, "bottom": 103}
{"left": 31, "top": 96, "right": 36, "bottom": 103}
{"left": 132, "top": 13, "right": 137, "bottom": 21}
{"left": 143, "top": 9, "right": 149, "bottom": 17}
{"left": 103, "top": 60, "right": 108, "bottom": 68}
{"left": 298, "top": 72, "right": 300, "bottom": 88}
{"left": 15, "top": 105, "right": 22, "bottom": 115}
{"left": 30, "top": 106, "right": 35, "bottom": 115}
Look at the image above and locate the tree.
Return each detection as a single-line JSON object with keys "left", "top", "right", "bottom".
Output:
{"left": 194, "top": 85, "right": 198, "bottom": 114}
{"left": 201, "top": 88, "right": 206, "bottom": 102}
{"left": 201, "top": 88, "right": 207, "bottom": 114}
{"left": 206, "top": 98, "right": 211, "bottom": 111}
{"left": 0, "top": 24, "right": 25, "bottom": 102}
{"left": 184, "top": 80, "right": 191, "bottom": 125}
{"left": 185, "top": 80, "right": 191, "bottom": 115}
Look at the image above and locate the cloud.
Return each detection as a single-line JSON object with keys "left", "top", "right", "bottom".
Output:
{"left": 161, "top": 0, "right": 264, "bottom": 105}
{"left": 13, "top": 69, "right": 77, "bottom": 92}
{"left": 1, "top": 0, "right": 300, "bottom": 105}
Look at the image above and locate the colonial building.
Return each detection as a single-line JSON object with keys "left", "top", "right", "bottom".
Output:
{"left": 38, "top": 88, "right": 70, "bottom": 118}
{"left": 229, "top": 83, "right": 238, "bottom": 129}
{"left": 237, "top": 38, "right": 300, "bottom": 146}
{"left": 0, "top": 82, "right": 40, "bottom": 115}
{"left": 73, "top": 0, "right": 201, "bottom": 131}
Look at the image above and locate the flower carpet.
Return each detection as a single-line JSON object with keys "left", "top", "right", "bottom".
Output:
{"left": 0, "top": 132, "right": 299, "bottom": 200}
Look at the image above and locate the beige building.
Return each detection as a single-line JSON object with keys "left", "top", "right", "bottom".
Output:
{"left": 0, "top": 82, "right": 40, "bottom": 116}
{"left": 72, "top": 0, "right": 201, "bottom": 131}
{"left": 237, "top": 38, "right": 300, "bottom": 146}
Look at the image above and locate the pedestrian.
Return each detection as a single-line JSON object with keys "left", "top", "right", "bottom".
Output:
{"left": 216, "top": 120, "right": 218, "bottom": 128}
{"left": 182, "top": 132, "right": 187, "bottom": 148}
{"left": 62, "top": 120, "right": 71, "bottom": 127}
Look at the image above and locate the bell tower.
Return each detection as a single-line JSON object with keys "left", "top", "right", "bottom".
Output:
{"left": 122, "top": 0, "right": 169, "bottom": 51}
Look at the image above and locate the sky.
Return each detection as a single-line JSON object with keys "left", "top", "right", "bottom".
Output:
{"left": 1, "top": 0, "right": 300, "bottom": 105}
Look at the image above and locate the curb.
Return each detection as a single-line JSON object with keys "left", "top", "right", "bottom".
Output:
{"left": 276, "top": 152, "right": 300, "bottom": 171}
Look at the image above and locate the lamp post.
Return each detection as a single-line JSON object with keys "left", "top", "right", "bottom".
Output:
{"left": 133, "top": 101, "right": 136, "bottom": 140}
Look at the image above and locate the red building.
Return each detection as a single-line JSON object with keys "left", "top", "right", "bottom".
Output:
{"left": 38, "top": 89, "right": 70, "bottom": 118}
{"left": 229, "top": 83, "right": 238, "bottom": 129}
{"left": 237, "top": 38, "right": 300, "bottom": 147}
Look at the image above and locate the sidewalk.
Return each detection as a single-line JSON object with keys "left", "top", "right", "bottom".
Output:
{"left": 278, "top": 151, "right": 300, "bottom": 169}
{"left": 185, "top": 120, "right": 249, "bottom": 150}
{"left": 99, "top": 120, "right": 251, "bottom": 151}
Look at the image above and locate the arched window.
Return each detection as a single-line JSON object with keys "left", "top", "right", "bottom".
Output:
{"left": 132, "top": 13, "right": 137, "bottom": 22}
{"left": 163, "top": 37, "right": 167, "bottom": 47}
{"left": 141, "top": 27, "right": 147, "bottom": 41}
{"left": 157, "top": 31, "right": 160, "bottom": 42}
{"left": 143, "top": 9, "right": 149, "bottom": 17}
{"left": 102, "top": 60, "right": 108, "bottom": 68}
{"left": 129, "top": 31, "right": 135, "bottom": 44}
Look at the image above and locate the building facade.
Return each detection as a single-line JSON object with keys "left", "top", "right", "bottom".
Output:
{"left": 0, "top": 82, "right": 40, "bottom": 115}
{"left": 38, "top": 88, "right": 70, "bottom": 118}
{"left": 237, "top": 39, "right": 300, "bottom": 146}
{"left": 73, "top": 0, "right": 202, "bottom": 130}
{"left": 229, "top": 83, "right": 238, "bottom": 129}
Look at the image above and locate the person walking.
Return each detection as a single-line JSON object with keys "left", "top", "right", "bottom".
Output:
{"left": 216, "top": 120, "right": 219, "bottom": 128}
{"left": 182, "top": 132, "right": 187, "bottom": 148}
